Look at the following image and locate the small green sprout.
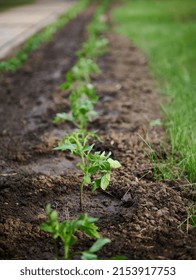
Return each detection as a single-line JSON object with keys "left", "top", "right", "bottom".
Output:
{"left": 40, "top": 204, "right": 111, "bottom": 260}
{"left": 54, "top": 130, "right": 121, "bottom": 209}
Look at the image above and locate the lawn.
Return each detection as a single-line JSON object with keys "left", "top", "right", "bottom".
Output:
{"left": 112, "top": 0, "right": 196, "bottom": 182}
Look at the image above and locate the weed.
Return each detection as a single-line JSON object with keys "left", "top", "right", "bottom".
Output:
{"left": 178, "top": 204, "right": 196, "bottom": 232}
{"left": 139, "top": 135, "right": 179, "bottom": 180}
{"left": 188, "top": 206, "right": 196, "bottom": 228}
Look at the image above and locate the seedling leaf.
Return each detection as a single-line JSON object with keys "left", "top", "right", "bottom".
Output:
{"left": 88, "top": 165, "right": 99, "bottom": 174}
{"left": 88, "top": 238, "right": 111, "bottom": 253}
{"left": 101, "top": 173, "right": 110, "bottom": 190}
{"left": 108, "top": 158, "right": 121, "bottom": 169}
{"left": 84, "top": 174, "right": 91, "bottom": 184}
{"left": 80, "top": 220, "right": 100, "bottom": 239}
{"left": 92, "top": 178, "right": 101, "bottom": 191}
{"left": 54, "top": 143, "right": 76, "bottom": 152}
{"left": 81, "top": 252, "right": 98, "bottom": 260}
{"left": 40, "top": 224, "right": 53, "bottom": 233}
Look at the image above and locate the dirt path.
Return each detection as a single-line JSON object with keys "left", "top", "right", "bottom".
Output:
{"left": 0, "top": 7, "right": 196, "bottom": 260}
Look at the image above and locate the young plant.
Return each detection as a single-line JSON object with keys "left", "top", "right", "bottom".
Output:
{"left": 77, "top": 11, "right": 108, "bottom": 59}
{"left": 53, "top": 83, "right": 98, "bottom": 129}
{"left": 87, "top": 16, "right": 108, "bottom": 36}
{"left": 61, "top": 58, "right": 100, "bottom": 90}
{"left": 78, "top": 36, "right": 108, "bottom": 59}
{"left": 54, "top": 130, "right": 121, "bottom": 210}
{"left": 40, "top": 204, "right": 111, "bottom": 260}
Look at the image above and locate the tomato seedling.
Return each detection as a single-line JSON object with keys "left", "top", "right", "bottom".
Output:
{"left": 54, "top": 83, "right": 98, "bottom": 129}
{"left": 55, "top": 130, "right": 121, "bottom": 210}
{"left": 61, "top": 58, "right": 100, "bottom": 90}
{"left": 40, "top": 204, "right": 111, "bottom": 260}
{"left": 78, "top": 36, "right": 108, "bottom": 59}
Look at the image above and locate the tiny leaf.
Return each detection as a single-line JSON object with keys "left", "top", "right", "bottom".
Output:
{"left": 80, "top": 222, "right": 100, "bottom": 239}
{"left": 81, "top": 252, "right": 98, "bottom": 260}
{"left": 89, "top": 238, "right": 111, "bottom": 253}
{"left": 88, "top": 165, "right": 99, "bottom": 174}
{"left": 50, "top": 211, "right": 58, "bottom": 221}
{"left": 40, "top": 223, "right": 53, "bottom": 233}
{"left": 107, "top": 158, "right": 121, "bottom": 169}
{"left": 83, "top": 144, "right": 94, "bottom": 152}
{"left": 84, "top": 175, "right": 91, "bottom": 185}
{"left": 100, "top": 173, "right": 110, "bottom": 190}
{"left": 92, "top": 178, "right": 101, "bottom": 191}
{"left": 54, "top": 143, "right": 76, "bottom": 152}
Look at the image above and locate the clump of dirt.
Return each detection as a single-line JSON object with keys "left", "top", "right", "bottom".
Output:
{"left": 0, "top": 7, "right": 196, "bottom": 260}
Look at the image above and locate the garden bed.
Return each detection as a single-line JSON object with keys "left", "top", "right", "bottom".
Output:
{"left": 0, "top": 6, "right": 196, "bottom": 260}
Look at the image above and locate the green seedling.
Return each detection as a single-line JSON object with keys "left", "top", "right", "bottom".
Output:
{"left": 53, "top": 97, "right": 96, "bottom": 130}
{"left": 61, "top": 58, "right": 100, "bottom": 90}
{"left": 74, "top": 83, "right": 98, "bottom": 103}
{"left": 54, "top": 83, "right": 98, "bottom": 129}
{"left": 87, "top": 16, "right": 108, "bottom": 36}
{"left": 40, "top": 204, "right": 110, "bottom": 260}
{"left": 55, "top": 130, "right": 121, "bottom": 209}
{"left": 72, "top": 58, "right": 100, "bottom": 82}
{"left": 78, "top": 36, "right": 108, "bottom": 59}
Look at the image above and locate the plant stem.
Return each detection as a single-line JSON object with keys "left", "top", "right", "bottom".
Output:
{"left": 54, "top": 239, "right": 59, "bottom": 260}
{"left": 80, "top": 180, "right": 85, "bottom": 211}
{"left": 64, "top": 244, "right": 69, "bottom": 260}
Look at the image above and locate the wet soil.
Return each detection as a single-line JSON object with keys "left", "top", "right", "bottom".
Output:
{"left": 0, "top": 7, "right": 196, "bottom": 260}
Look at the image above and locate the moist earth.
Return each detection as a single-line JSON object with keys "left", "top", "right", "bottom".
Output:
{"left": 0, "top": 7, "right": 196, "bottom": 260}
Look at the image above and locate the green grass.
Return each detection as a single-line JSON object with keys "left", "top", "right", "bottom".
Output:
{"left": 112, "top": 0, "right": 196, "bottom": 182}
{"left": 0, "top": 0, "right": 34, "bottom": 11}
{"left": 0, "top": 0, "right": 89, "bottom": 73}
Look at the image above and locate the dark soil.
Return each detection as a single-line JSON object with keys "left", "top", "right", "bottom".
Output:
{"left": 0, "top": 7, "right": 196, "bottom": 260}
